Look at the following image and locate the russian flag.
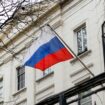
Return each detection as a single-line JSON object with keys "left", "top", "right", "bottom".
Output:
{"left": 24, "top": 25, "right": 73, "bottom": 71}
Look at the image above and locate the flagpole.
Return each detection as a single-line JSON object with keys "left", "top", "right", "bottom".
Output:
{"left": 35, "top": 69, "right": 37, "bottom": 105}
{"left": 47, "top": 24, "right": 95, "bottom": 77}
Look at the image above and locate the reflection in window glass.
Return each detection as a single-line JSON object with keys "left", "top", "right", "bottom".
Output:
{"left": 76, "top": 25, "right": 87, "bottom": 55}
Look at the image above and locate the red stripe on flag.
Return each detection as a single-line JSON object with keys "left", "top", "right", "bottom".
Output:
{"left": 34, "top": 48, "right": 73, "bottom": 71}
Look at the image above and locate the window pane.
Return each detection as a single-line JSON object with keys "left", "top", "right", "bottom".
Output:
{"left": 19, "top": 81, "right": 24, "bottom": 89}
{"left": 77, "top": 31, "right": 82, "bottom": 54}
{"left": 17, "top": 67, "right": 25, "bottom": 75}
{"left": 17, "top": 67, "right": 25, "bottom": 90}
{"left": 76, "top": 25, "right": 87, "bottom": 55}
{"left": 43, "top": 68, "right": 53, "bottom": 76}
{"left": 82, "top": 27, "right": 87, "bottom": 51}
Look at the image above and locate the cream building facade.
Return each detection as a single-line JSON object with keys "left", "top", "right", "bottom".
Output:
{"left": 0, "top": 0, "right": 105, "bottom": 105}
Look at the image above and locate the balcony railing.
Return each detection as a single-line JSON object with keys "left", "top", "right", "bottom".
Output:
{"left": 36, "top": 72, "right": 105, "bottom": 105}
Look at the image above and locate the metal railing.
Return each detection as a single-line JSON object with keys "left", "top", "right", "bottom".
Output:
{"left": 36, "top": 72, "right": 105, "bottom": 105}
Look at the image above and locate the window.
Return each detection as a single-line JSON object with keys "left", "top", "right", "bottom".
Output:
{"left": 36, "top": 67, "right": 53, "bottom": 80}
{"left": 0, "top": 79, "right": 3, "bottom": 98}
{"left": 17, "top": 66, "right": 25, "bottom": 90}
{"left": 78, "top": 90, "right": 92, "bottom": 105}
{"left": 75, "top": 24, "right": 87, "bottom": 55}
{"left": 43, "top": 68, "right": 53, "bottom": 76}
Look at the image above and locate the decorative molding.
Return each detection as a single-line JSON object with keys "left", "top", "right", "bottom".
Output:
{"left": 52, "top": 20, "right": 63, "bottom": 30}
{"left": 36, "top": 71, "right": 54, "bottom": 82}
{"left": 72, "top": 73, "right": 91, "bottom": 85}
{"left": 70, "top": 63, "right": 93, "bottom": 77}
{"left": 36, "top": 91, "right": 54, "bottom": 103}
{"left": 35, "top": 84, "right": 54, "bottom": 103}
{"left": 70, "top": 50, "right": 92, "bottom": 63}
{"left": 16, "top": 98, "right": 27, "bottom": 105}
{"left": 35, "top": 84, "right": 54, "bottom": 95}
{"left": 12, "top": 87, "right": 27, "bottom": 96}
{"left": 70, "top": 63, "right": 93, "bottom": 84}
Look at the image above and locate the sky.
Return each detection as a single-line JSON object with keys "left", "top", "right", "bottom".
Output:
{"left": 0, "top": 0, "right": 42, "bottom": 26}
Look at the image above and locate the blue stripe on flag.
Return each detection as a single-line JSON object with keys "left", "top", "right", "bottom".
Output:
{"left": 25, "top": 36, "right": 65, "bottom": 67}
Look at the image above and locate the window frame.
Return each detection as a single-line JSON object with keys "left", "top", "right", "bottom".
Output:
{"left": 36, "top": 67, "right": 54, "bottom": 81}
{"left": 16, "top": 66, "right": 25, "bottom": 90}
{"left": 43, "top": 68, "right": 53, "bottom": 77}
{"left": 74, "top": 24, "right": 88, "bottom": 55}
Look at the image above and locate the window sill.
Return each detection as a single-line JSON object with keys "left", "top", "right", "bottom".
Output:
{"left": 12, "top": 87, "right": 27, "bottom": 96}
{"left": 70, "top": 50, "right": 92, "bottom": 63}
{"left": 15, "top": 98, "right": 27, "bottom": 105}
{"left": 36, "top": 71, "right": 54, "bottom": 82}
{"left": 35, "top": 84, "right": 54, "bottom": 95}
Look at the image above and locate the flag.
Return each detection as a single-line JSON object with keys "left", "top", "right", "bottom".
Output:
{"left": 23, "top": 25, "right": 73, "bottom": 71}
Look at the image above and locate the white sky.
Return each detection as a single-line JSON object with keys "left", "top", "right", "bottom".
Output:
{"left": 0, "top": 0, "right": 42, "bottom": 26}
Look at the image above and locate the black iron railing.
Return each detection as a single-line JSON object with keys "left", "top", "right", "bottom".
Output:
{"left": 36, "top": 72, "right": 105, "bottom": 105}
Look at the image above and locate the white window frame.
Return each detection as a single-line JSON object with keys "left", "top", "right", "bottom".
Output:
{"left": 43, "top": 68, "right": 53, "bottom": 76}
{"left": 75, "top": 24, "right": 88, "bottom": 55}
{"left": 16, "top": 66, "right": 25, "bottom": 90}
{"left": 36, "top": 67, "right": 53, "bottom": 81}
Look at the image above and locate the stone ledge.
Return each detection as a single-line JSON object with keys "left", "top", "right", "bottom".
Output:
{"left": 70, "top": 50, "right": 92, "bottom": 63}
{"left": 12, "top": 87, "right": 27, "bottom": 96}
{"left": 35, "top": 84, "right": 54, "bottom": 95}
{"left": 36, "top": 71, "right": 54, "bottom": 82}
